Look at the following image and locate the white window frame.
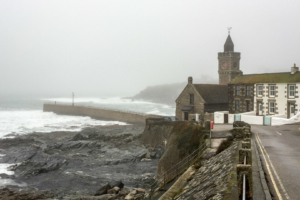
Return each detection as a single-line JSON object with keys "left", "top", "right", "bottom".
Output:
{"left": 257, "top": 85, "right": 263, "bottom": 96}
{"left": 289, "top": 85, "right": 295, "bottom": 98}
{"left": 269, "top": 102, "right": 275, "bottom": 114}
{"left": 269, "top": 85, "right": 275, "bottom": 97}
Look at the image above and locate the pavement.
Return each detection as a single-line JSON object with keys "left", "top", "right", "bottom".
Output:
{"left": 252, "top": 124, "right": 300, "bottom": 200}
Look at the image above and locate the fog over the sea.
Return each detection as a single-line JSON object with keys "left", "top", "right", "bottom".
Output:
{"left": 1, "top": 0, "right": 300, "bottom": 97}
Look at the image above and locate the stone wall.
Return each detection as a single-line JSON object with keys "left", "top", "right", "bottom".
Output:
{"left": 43, "top": 104, "right": 161, "bottom": 124}
{"left": 173, "top": 142, "right": 240, "bottom": 200}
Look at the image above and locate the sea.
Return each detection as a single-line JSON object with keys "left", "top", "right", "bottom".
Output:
{"left": 0, "top": 96, "right": 175, "bottom": 187}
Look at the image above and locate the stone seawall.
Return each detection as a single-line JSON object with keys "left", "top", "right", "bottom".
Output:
{"left": 43, "top": 104, "right": 161, "bottom": 124}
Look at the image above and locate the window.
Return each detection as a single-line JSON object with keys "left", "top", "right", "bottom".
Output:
{"left": 236, "top": 85, "right": 240, "bottom": 96}
{"left": 269, "top": 85, "right": 275, "bottom": 97}
{"left": 269, "top": 102, "right": 275, "bottom": 114}
{"left": 235, "top": 100, "right": 240, "bottom": 111}
{"left": 246, "top": 100, "right": 250, "bottom": 111}
{"left": 246, "top": 85, "right": 250, "bottom": 96}
{"left": 257, "top": 85, "right": 263, "bottom": 96}
{"left": 289, "top": 85, "right": 295, "bottom": 98}
{"left": 190, "top": 94, "right": 194, "bottom": 104}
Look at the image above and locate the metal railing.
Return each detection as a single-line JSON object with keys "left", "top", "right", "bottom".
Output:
{"left": 243, "top": 147, "right": 247, "bottom": 200}
{"left": 44, "top": 101, "right": 162, "bottom": 117}
{"left": 146, "top": 142, "right": 207, "bottom": 199}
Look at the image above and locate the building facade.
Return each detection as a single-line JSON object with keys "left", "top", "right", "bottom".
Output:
{"left": 218, "top": 34, "right": 243, "bottom": 85}
{"left": 175, "top": 77, "right": 228, "bottom": 121}
{"left": 229, "top": 64, "right": 300, "bottom": 118}
{"left": 228, "top": 83, "right": 255, "bottom": 114}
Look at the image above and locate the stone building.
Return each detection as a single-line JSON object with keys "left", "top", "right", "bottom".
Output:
{"left": 228, "top": 81, "right": 255, "bottom": 114}
{"left": 228, "top": 64, "right": 300, "bottom": 118}
{"left": 218, "top": 34, "right": 243, "bottom": 84}
{"left": 175, "top": 33, "right": 244, "bottom": 121}
{"left": 175, "top": 77, "right": 228, "bottom": 121}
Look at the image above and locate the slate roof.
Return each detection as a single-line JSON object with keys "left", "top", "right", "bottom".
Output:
{"left": 230, "top": 72, "right": 300, "bottom": 84}
{"left": 224, "top": 35, "right": 234, "bottom": 52}
{"left": 181, "top": 106, "right": 194, "bottom": 111}
{"left": 193, "top": 84, "right": 228, "bottom": 104}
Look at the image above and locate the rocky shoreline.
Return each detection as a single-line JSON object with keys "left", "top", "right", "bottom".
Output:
{"left": 0, "top": 125, "right": 162, "bottom": 199}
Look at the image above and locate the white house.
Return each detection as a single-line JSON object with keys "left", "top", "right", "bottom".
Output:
{"left": 253, "top": 64, "right": 300, "bottom": 118}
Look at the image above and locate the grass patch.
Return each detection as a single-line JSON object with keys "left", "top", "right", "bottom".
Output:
{"left": 216, "top": 136, "right": 233, "bottom": 154}
{"left": 170, "top": 122, "right": 205, "bottom": 158}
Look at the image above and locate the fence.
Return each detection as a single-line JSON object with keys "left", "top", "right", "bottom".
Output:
{"left": 146, "top": 143, "right": 207, "bottom": 199}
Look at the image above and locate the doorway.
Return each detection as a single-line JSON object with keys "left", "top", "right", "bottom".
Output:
{"left": 184, "top": 112, "right": 189, "bottom": 121}
{"left": 290, "top": 103, "right": 295, "bottom": 118}
{"left": 257, "top": 101, "right": 262, "bottom": 115}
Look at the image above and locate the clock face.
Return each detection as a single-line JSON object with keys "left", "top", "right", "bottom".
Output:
{"left": 233, "top": 62, "right": 237, "bottom": 68}
{"left": 222, "top": 62, "right": 227, "bottom": 69}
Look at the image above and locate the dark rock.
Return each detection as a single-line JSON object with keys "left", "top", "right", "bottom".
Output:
{"left": 95, "top": 183, "right": 111, "bottom": 196}
{"left": 135, "top": 149, "right": 147, "bottom": 159}
{"left": 150, "top": 151, "right": 156, "bottom": 159}
{"left": 71, "top": 133, "right": 86, "bottom": 141}
{"left": 109, "top": 180, "right": 124, "bottom": 189}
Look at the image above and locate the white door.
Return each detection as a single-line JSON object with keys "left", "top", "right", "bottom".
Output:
{"left": 258, "top": 102, "right": 262, "bottom": 115}
{"left": 290, "top": 104, "right": 295, "bottom": 118}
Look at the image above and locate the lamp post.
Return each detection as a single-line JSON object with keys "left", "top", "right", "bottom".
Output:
{"left": 72, "top": 92, "right": 74, "bottom": 106}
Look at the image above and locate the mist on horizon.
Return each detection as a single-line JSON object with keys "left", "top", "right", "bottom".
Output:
{"left": 1, "top": 0, "right": 300, "bottom": 98}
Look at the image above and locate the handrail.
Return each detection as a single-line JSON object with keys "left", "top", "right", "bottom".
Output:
{"left": 43, "top": 101, "right": 163, "bottom": 117}
{"left": 146, "top": 142, "right": 207, "bottom": 199}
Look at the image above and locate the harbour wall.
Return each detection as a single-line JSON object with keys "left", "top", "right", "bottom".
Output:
{"left": 43, "top": 104, "right": 162, "bottom": 124}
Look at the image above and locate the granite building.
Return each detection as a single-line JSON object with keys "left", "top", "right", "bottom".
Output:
{"left": 218, "top": 34, "right": 243, "bottom": 84}
{"left": 175, "top": 77, "right": 228, "bottom": 121}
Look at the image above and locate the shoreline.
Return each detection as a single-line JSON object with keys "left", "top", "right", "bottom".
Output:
{"left": 0, "top": 124, "right": 160, "bottom": 199}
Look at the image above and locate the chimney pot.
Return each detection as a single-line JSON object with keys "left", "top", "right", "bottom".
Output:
{"left": 188, "top": 76, "right": 193, "bottom": 84}
{"left": 291, "top": 63, "right": 299, "bottom": 74}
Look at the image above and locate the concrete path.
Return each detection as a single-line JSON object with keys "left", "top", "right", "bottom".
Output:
{"left": 211, "top": 124, "right": 233, "bottom": 138}
{"left": 252, "top": 125, "right": 300, "bottom": 200}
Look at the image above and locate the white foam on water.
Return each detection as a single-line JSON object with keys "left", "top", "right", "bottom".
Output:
{"left": 0, "top": 110, "right": 127, "bottom": 138}
{"left": 0, "top": 163, "right": 15, "bottom": 175}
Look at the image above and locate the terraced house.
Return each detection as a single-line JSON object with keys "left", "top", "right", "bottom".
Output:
{"left": 228, "top": 64, "right": 300, "bottom": 118}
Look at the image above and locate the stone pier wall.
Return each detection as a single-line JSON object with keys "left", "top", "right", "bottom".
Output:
{"left": 43, "top": 104, "right": 161, "bottom": 124}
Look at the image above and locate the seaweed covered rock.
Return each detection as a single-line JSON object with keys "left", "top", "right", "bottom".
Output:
{"left": 233, "top": 121, "right": 251, "bottom": 130}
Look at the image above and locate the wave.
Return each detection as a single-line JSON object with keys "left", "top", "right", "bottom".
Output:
{"left": 0, "top": 110, "right": 127, "bottom": 138}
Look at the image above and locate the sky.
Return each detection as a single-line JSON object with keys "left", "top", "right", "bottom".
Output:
{"left": 1, "top": 0, "right": 300, "bottom": 97}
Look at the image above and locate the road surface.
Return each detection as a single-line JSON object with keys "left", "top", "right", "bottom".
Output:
{"left": 252, "top": 125, "right": 300, "bottom": 200}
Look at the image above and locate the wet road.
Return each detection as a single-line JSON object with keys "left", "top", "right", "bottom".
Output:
{"left": 252, "top": 125, "right": 300, "bottom": 200}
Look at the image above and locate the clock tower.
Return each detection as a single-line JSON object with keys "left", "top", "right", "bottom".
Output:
{"left": 218, "top": 33, "right": 242, "bottom": 84}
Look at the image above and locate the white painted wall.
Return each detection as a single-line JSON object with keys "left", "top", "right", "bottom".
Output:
{"left": 241, "top": 115, "right": 263, "bottom": 125}
{"left": 228, "top": 114, "right": 234, "bottom": 123}
{"left": 272, "top": 113, "right": 300, "bottom": 125}
{"left": 214, "top": 112, "right": 224, "bottom": 124}
{"left": 254, "top": 83, "right": 300, "bottom": 118}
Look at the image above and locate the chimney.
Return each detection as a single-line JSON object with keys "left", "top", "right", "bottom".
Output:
{"left": 291, "top": 63, "right": 299, "bottom": 74}
{"left": 188, "top": 76, "right": 193, "bottom": 84}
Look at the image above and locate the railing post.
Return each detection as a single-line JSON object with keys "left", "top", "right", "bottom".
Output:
{"left": 164, "top": 174, "right": 165, "bottom": 187}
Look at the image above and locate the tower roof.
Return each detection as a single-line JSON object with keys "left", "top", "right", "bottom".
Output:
{"left": 224, "top": 35, "right": 234, "bottom": 52}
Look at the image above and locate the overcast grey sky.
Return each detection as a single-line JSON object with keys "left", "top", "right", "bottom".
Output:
{"left": 1, "top": 0, "right": 300, "bottom": 97}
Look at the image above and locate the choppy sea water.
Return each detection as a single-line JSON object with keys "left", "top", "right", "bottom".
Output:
{"left": 0, "top": 96, "right": 175, "bottom": 182}
{"left": 0, "top": 96, "right": 175, "bottom": 138}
